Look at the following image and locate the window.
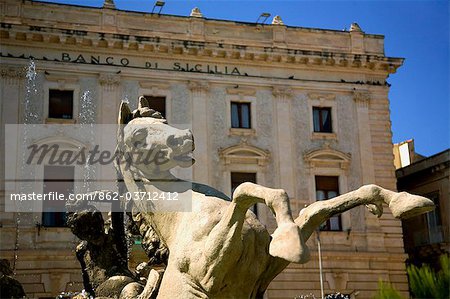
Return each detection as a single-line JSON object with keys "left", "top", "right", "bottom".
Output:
{"left": 143, "top": 96, "right": 166, "bottom": 118}
{"left": 313, "top": 107, "right": 332, "bottom": 133}
{"left": 315, "top": 176, "right": 341, "bottom": 231}
{"left": 42, "top": 165, "right": 74, "bottom": 227}
{"left": 231, "top": 102, "right": 251, "bottom": 129}
{"left": 231, "top": 172, "right": 257, "bottom": 214}
{"left": 49, "top": 90, "right": 73, "bottom": 119}
{"left": 426, "top": 192, "right": 443, "bottom": 244}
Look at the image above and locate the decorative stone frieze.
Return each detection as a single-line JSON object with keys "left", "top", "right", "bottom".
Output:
{"left": 308, "top": 92, "right": 336, "bottom": 101}
{"left": 98, "top": 74, "right": 120, "bottom": 85}
{"left": 304, "top": 147, "right": 351, "bottom": 171}
{"left": 219, "top": 143, "right": 270, "bottom": 166}
{"left": 0, "top": 66, "right": 25, "bottom": 85}
{"left": 353, "top": 91, "right": 370, "bottom": 108}
{"left": 99, "top": 73, "right": 120, "bottom": 91}
{"left": 188, "top": 81, "right": 209, "bottom": 95}
{"left": 272, "top": 86, "right": 293, "bottom": 102}
{"left": 0, "top": 22, "right": 404, "bottom": 74}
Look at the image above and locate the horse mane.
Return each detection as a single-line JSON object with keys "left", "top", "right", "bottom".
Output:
{"left": 115, "top": 98, "right": 170, "bottom": 267}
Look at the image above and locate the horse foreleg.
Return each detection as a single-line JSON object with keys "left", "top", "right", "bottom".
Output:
{"left": 233, "top": 183, "right": 309, "bottom": 263}
{"left": 262, "top": 185, "right": 435, "bottom": 289}
{"left": 295, "top": 184, "right": 434, "bottom": 243}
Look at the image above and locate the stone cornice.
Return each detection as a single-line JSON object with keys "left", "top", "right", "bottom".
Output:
{"left": 0, "top": 1, "right": 404, "bottom": 74}
{"left": 0, "top": 24, "right": 403, "bottom": 74}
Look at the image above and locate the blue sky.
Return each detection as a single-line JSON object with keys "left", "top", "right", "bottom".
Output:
{"left": 39, "top": 0, "right": 450, "bottom": 156}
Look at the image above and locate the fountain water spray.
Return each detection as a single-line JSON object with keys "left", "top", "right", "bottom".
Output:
{"left": 79, "top": 90, "right": 96, "bottom": 193}
{"left": 13, "top": 58, "right": 39, "bottom": 276}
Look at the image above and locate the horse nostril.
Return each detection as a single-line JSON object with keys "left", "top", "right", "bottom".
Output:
{"left": 167, "top": 135, "right": 179, "bottom": 148}
{"left": 168, "top": 132, "right": 194, "bottom": 149}
{"left": 167, "top": 135, "right": 174, "bottom": 147}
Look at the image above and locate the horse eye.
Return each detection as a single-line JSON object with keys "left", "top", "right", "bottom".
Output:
{"left": 133, "top": 129, "right": 147, "bottom": 140}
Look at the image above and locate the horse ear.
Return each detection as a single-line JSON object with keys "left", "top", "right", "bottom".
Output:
{"left": 138, "top": 96, "right": 150, "bottom": 109}
{"left": 118, "top": 101, "right": 132, "bottom": 125}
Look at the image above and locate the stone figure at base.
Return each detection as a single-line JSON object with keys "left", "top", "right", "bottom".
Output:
{"left": 66, "top": 201, "right": 141, "bottom": 298}
{"left": 0, "top": 259, "right": 26, "bottom": 299}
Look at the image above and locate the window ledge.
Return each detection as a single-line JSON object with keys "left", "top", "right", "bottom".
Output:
{"left": 229, "top": 128, "right": 256, "bottom": 137}
{"left": 45, "top": 118, "right": 77, "bottom": 124}
{"left": 311, "top": 132, "right": 337, "bottom": 140}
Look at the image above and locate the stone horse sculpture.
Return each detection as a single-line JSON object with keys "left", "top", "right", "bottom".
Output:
{"left": 70, "top": 96, "right": 434, "bottom": 298}
{"left": 109, "top": 96, "right": 434, "bottom": 299}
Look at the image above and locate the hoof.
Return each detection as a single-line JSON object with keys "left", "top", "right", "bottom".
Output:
{"left": 269, "top": 223, "right": 309, "bottom": 264}
{"left": 389, "top": 192, "right": 434, "bottom": 219}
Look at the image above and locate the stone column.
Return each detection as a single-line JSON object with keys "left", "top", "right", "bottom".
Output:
{"left": 99, "top": 73, "right": 120, "bottom": 124}
{"left": 272, "top": 87, "right": 295, "bottom": 197}
{"left": 189, "top": 81, "right": 209, "bottom": 184}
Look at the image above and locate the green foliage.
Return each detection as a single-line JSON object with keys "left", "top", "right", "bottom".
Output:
{"left": 407, "top": 254, "right": 449, "bottom": 299}
{"left": 373, "top": 279, "right": 405, "bottom": 299}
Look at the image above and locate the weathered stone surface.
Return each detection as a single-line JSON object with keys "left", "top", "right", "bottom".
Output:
{"left": 95, "top": 276, "right": 135, "bottom": 298}
{"left": 66, "top": 201, "right": 136, "bottom": 297}
{"left": 95, "top": 97, "right": 433, "bottom": 298}
{"left": 0, "top": 259, "right": 26, "bottom": 298}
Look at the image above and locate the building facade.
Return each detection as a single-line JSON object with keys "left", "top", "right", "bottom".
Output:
{"left": 0, "top": 0, "right": 407, "bottom": 298}
{"left": 396, "top": 148, "right": 449, "bottom": 269}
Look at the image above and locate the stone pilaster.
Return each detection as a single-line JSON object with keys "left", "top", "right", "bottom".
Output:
{"left": 272, "top": 86, "right": 295, "bottom": 198}
{"left": 99, "top": 73, "right": 120, "bottom": 124}
{"left": 354, "top": 91, "right": 375, "bottom": 184}
{"left": 354, "top": 91, "right": 382, "bottom": 235}
{"left": 189, "top": 81, "right": 209, "bottom": 184}
{"left": 0, "top": 67, "right": 24, "bottom": 226}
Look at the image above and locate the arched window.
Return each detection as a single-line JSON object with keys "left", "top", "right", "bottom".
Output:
{"left": 219, "top": 143, "right": 270, "bottom": 222}
{"left": 28, "top": 136, "right": 89, "bottom": 227}
{"left": 304, "top": 147, "right": 351, "bottom": 231}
